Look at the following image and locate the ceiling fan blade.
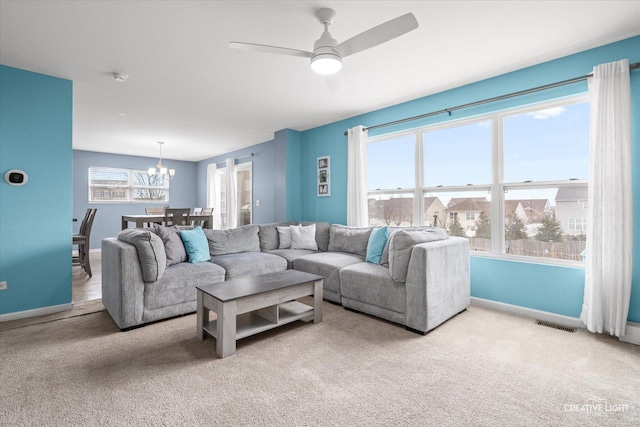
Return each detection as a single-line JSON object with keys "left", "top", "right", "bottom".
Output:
{"left": 325, "top": 73, "right": 346, "bottom": 95}
{"left": 334, "top": 13, "right": 418, "bottom": 58}
{"left": 229, "top": 41, "right": 313, "bottom": 58}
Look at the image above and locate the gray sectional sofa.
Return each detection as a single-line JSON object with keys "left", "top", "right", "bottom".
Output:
{"left": 102, "top": 221, "right": 470, "bottom": 334}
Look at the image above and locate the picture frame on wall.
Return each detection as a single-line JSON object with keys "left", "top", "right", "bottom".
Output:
{"left": 317, "top": 155, "right": 330, "bottom": 197}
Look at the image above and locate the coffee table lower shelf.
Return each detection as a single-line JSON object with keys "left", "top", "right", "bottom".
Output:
{"left": 202, "top": 301, "right": 313, "bottom": 340}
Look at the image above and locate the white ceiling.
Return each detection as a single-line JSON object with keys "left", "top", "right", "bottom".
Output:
{"left": 1, "top": 1, "right": 639, "bottom": 162}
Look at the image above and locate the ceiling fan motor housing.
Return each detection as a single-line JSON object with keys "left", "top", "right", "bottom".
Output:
{"left": 311, "top": 26, "right": 342, "bottom": 75}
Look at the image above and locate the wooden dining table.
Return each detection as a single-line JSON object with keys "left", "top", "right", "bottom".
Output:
{"left": 121, "top": 214, "right": 214, "bottom": 230}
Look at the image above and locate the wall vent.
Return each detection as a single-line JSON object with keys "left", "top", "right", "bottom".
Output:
{"left": 535, "top": 319, "right": 577, "bottom": 333}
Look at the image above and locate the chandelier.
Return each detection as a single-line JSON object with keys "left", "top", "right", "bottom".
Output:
{"left": 148, "top": 141, "right": 175, "bottom": 180}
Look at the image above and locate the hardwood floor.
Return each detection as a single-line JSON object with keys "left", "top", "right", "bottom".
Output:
{"left": 72, "top": 251, "right": 102, "bottom": 302}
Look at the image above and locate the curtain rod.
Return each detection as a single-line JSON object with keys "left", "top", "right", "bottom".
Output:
{"left": 343, "top": 61, "right": 640, "bottom": 136}
{"left": 215, "top": 152, "right": 254, "bottom": 166}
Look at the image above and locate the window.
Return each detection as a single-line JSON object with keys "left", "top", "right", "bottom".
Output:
{"left": 215, "top": 162, "right": 253, "bottom": 229}
{"left": 88, "top": 166, "right": 169, "bottom": 203}
{"left": 568, "top": 218, "right": 587, "bottom": 231}
{"left": 365, "top": 95, "right": 589, "bottom": 264}
{"left": 367, "top": 132, "right": 416, "bottom": 227}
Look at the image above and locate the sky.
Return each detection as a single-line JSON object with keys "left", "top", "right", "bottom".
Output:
{"left": 367, "top": 100, "right": 589, "bottom": 205}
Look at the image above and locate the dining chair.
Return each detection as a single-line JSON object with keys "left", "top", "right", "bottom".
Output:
{"left": 73, "top": 208, "right": 97, "bottom": 277}
{"left": 144, "top": 207, "right": 165, "bottom": 227}
{"left": 191, "top": 207, "right": 214, "bottom": 227}
{"left": 164, "top": 208, "right": 191, "bottom": 226}
{"left": 145, "top": 207, "right": 165, "bottom": 215}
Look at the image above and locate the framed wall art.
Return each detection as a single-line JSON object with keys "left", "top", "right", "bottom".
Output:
{"left": 317, "top": 155, "right": 330, "bottom": 197}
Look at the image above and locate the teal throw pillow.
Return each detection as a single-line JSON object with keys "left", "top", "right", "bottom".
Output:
{"left": 179, "top": 226, "right": 211, "bottom": 263}
{"left": 365, "top": 226, "right": 388, "bottom": 265}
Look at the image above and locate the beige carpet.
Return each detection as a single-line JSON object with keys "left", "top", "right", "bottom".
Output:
{"left": 0, "top": 299, "right": 638, "bottom": 426}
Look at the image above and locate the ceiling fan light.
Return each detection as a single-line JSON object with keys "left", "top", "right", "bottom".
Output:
{"left": 311, "top": 54, "right": 342, "bottom": 75}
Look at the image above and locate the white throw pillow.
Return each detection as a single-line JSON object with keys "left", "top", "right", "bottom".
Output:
{"left": 277, "top": 226, "right": 292, "bottom": 249}
{"left": 290, "top": 224, "right": 318, "bottom": 250}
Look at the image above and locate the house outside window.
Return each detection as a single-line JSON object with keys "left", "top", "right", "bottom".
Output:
{"left": 88, "top": 166, "right": 169, "bottom": 203}
{"left": 365, "top": 95, "right": 589, "bottom": 264}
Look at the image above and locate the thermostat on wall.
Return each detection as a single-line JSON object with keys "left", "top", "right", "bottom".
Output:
{"left": 5, "top": 169, "right": 28, "bottom": 186}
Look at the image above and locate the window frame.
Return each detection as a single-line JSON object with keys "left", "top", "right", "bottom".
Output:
{"left": 88, "top": 166, "right": 170, "bottom": 203}
{"left": 366, "top": 93, "right": 589, "bottom": 267}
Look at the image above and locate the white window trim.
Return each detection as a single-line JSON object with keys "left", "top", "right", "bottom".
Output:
{"left": 88, "top": 166, "right": 170, "bottom": 204}
{"left": 367, "top": 93, "right": 589, "bottom": 267}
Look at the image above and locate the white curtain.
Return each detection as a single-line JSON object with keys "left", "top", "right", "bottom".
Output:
{"left": 206, "top": 163, "right": 221, "bottom": 229}
{"left": 225, "top": 158, "right": 238, "bottom": 229}
{"left": 580, "top": 59, "right": 633, "bottom": 337}
{"left": 347, "top": 125, "right": 369, "bottom": 227}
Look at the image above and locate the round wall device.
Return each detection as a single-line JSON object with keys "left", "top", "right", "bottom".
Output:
{"left": 5, "top": 169, "right": 28, "bottom": 186}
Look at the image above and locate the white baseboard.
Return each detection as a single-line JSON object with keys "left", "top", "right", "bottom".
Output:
{"left": 619, "top": 321, "right": 640, "bottom": 345}
{"left": 470, "top": 297, "right": 585, "bottom": 329}
{"left": 0, "top": 303, "right": 74, "bottom": 322}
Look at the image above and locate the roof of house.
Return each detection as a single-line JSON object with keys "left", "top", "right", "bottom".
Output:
{"left": 445, "top": 200, "right": 490, "bottom": 213}
{"left": 555, "top": 186, "right": 588, "bottom": 201}
{"left": 447, "top": 197, "right": 487, "bottom": 208}
{"left": 424, "top": 197, "right": 444, "bottom": 211}
{"left": 518, "top": 199, "right": 551, "bottom": 212}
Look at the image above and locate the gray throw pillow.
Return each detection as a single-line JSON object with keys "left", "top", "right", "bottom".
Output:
{"left": 328, "top": 225, "right": 372, "bottom": 257}
{"left": 277, "top": 226, "right": 292, "bottom": 249}
{"left": 153, "top": 224, "right": 188, "bottom": 266}
{"left": 205, "top": 224, "right": 260, "bottom": 256}
{"left": 388, "top": 228, "right": 449, "bottom": 282}
{"left": 258, "top": 221, "right": 297, "bottom": 250}
{"left": 118, "top": 228, "right": 166, "bottom": 283}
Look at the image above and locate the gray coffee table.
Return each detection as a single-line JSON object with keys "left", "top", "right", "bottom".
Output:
{"left": 196, "top": 270, "right": 324, "bottom": 358}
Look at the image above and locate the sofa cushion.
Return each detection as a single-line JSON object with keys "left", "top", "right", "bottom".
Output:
{"left": 266, "top": 249, "right": 319, "bottom": 269}
{"left": 365, "top": 226, "right": 388, "bottom": 264}
{"left": 258, "top": 221, "right": 297, "bottom": 250}
{"left": 293, "top": 252, "right": 364, "bottom": 302}
{"left": 180, "top": 227, "right": 211, "bottom": 263}
{"left": 389, "top": 228, "right": 449, "bottom": 282}
{"left": 328, "top": 225, "right": 372, "bottom": 257}
{"left": 210, "top": 251, "right": 287, "bottom": 279}
{"left": 302, "top": 221, "right": 331, "bottom": 252}
{"left": 290, "top": 224, "right": 318, "bottom": 250}
{"left": 205, "top": 224, "right": 260, "bottom": 256}
{"left": 144, "top": 261, "right": 226, "bottom": 311}
{"left": 340, "top": 262, "right": 406, "bottom": 314}
{"left": 277, "top": 226, "right": 292, "bottom": 249}
{"left": 153, "top": 224, "right": 188, "bottom": 266}
{"left": 381, "top": 226, "right": 441, "bottom": 267}
{"left": 118, "top": 228, "right": 166, "bottom": 283}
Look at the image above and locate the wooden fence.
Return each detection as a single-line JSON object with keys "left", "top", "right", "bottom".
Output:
{"left": 468, "top": 238, "right": 586, "bottom": 261}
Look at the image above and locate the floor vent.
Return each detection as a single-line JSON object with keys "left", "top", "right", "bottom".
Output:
{"left": 535, "top": 319, "right": 577, "bottom": 333}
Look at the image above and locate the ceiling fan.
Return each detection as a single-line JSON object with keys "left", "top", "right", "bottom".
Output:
{"left": 229, "top": 8, "right": 419, "bottom": 93}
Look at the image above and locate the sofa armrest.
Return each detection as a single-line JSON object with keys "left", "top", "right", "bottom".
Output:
{"left": 404, "top": 236, "right": 470, "bottom": 333}
{"left": 101, "top": 238, "right": 146, "bottom": 330}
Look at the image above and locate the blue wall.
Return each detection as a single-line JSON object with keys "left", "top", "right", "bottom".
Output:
{"left": 0, "top": 66, "right": 73, "bottom": 315}
{"left": 73, "top": 150, "right": 198, "bottom": 249}
{"left": 195, "top": 136, "right": 289, "bottom": 225}
{"left": 296, "top": 36, "right": 640, "bottom": 322}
